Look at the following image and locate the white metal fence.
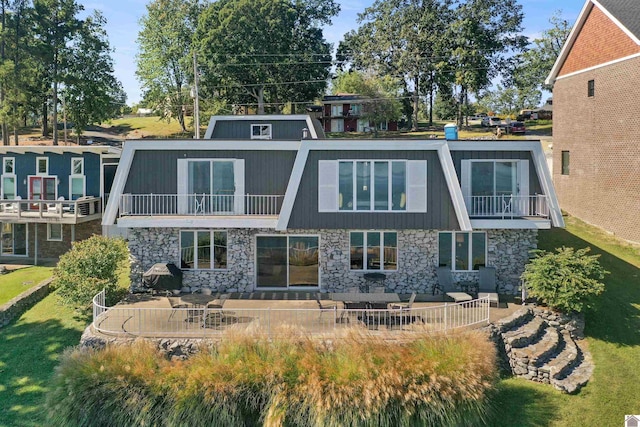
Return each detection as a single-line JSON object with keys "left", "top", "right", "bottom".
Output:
{"left": 119, "top": 194, "right": 283, "bottom": 217}
{"left": 467, "top": 194, "right": 548, "bottom": 218}
{"left": 92, "top": 291, "right": 491, "bottom": 338}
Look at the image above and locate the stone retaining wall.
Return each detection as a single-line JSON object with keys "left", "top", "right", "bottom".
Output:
{"left": 0, "top": 278, "right": 52, "bottom": 328}
{"left": 128, "top": 228, "right": 537, "bottom": 295}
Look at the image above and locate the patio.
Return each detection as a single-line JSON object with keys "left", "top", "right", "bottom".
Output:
{"left": 92, "top": 291, "right": 521, "bottom": 338}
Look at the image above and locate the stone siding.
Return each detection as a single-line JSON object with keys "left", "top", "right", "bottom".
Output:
{"left": 0, "top": 278, "right": 51, "bottom": 328}
{"left": 128, "top": 228, "right": 537, "bottom": 294}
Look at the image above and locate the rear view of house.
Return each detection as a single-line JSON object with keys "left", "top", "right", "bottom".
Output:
{"left": 104, "top": 116, "right": 562, "bottom": 294}
{"left": 546, "top": 0, "right": 640, "bottom": 243}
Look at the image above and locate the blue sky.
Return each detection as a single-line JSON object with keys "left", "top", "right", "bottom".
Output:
{"left": 80, "top": 0, "right": 586, "bottom": 105}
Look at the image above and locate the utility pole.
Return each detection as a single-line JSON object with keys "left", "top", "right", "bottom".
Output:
{"left": 193, "top": 50, "right": 200, "bottom": 139}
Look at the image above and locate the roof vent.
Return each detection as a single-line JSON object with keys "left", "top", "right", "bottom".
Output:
{"left": 302, "top": 128, "right": 310, "bottom": 139}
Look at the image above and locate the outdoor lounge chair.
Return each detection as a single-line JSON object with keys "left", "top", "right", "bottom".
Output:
{"left": 316, "top": 293, "right": 337, "bottom": 320}
{"left": 389, "top": 292, "right": 417, "bottom": 310}
{"left": 478, "top": 266, "right": 499, "bottom": 307}
{"left": 436, "top": 267, "right": 473, "bottom": 303}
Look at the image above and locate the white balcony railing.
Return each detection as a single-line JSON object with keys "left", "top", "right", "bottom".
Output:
{"left": 467, "top": 194, "right": 549, "bottom": 219}
{"left": 0, "top": 196, "right": 101, "bottom": 220}
{"left": 119, "top": 194, "right": 284, "bottom": 217}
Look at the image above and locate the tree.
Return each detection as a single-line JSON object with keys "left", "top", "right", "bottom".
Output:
{"left": 511, "top": 11, "right": 571, "bottom": 94}
{"left": 32, "top": 0, "right": 83, "bottom": 145}
{"left": 136, "top": 0, "right": 198, "bottom": 132}
{"left": 196, "top": 0, "right": 338, "bottom": 114}
{"left": 447, "top": 0, "right": 527, "bottom": 126}
{"left": 478, "top": 85, "right": 541, "bottom": 117}
{"left": 521, "top": 247, "right": 608, "bottom": 313}
{"left": 63, "top": 11, "right": 125, "bottom": 142}
{"left": 339, "top": 0, "right": 453, "bottom": 130}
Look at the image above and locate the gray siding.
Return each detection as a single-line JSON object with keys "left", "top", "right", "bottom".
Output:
{"left": 450, "top": 151, "right": 543, "bottom": 194}
{"left": 124, "top": 150, "right": 296, "bottom": 195}
{"left": 287, "top": 150, "right": 460, "bottom": 230}
{"left": 211, "top": 120, "right": 310, "bottom": 140}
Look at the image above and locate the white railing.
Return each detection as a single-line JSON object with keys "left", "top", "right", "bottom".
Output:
{"left": 467, "top": 194, "right": 548, "bottom": 218}
{"left": 0, "top": 196, "right": 101, "bottom": 219}
{"left": 119, "top": 194, "right": 284, "bottom": 217}
{"left": 91, "top": 292, "right": 491, "bottom": 338}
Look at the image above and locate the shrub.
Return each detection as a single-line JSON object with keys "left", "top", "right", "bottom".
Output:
{"left": 53, "top": 235, "right": 129, "bottom": 308}
{"left": 521, "top": 246, "right": 608, "bottom": 313}
{"left": 46, "top": 331, "right": 498, "bottom": 426}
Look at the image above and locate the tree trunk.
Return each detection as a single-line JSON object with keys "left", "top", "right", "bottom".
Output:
{"left": 428, "top": 72, "right": 434, "bottom": 127}
{"left": 1, "top": 0, "right": 7, "bottom": 146}
{"left": 412, "top": 76, "right": 419, "bottom": 131}
{"left": 13, "top": 125, "right": 18, "bottom": 145}
{"left": 257, "top": 86, "right": 265, "bottom": 115}
{"left": 42, "top": 99, "right": 48, "bottom": 137}
{"left": 52, "top": 73, "right": 58, "bottom": 145}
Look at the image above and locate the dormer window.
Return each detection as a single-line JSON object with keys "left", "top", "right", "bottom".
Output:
{"left": 251, "top": 124, "right": 272, "bottom": 140}
{"left": 3, "top": 157, "right": 14, "bottom": 174}
{"left": 36, "top": 157, "right": 48, "bottom": 175}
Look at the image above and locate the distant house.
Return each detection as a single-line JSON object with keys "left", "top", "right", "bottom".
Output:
{"left": 0, "top": 146, "right": 120, "bottom": 263}
{"left": 546, "top": 0, "right": 640, "bottom": 243}
{"left": 203, "top": 115, "right": 325, "bottom": 140}
{"left": 321, "top": 94, "right": 398, "bottom": 133}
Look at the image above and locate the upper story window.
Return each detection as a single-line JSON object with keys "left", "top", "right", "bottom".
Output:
{"left": 561, "top": 151, "right": 570, "bottom": 175}
{"left": 318, "top": 159, "right": 426, "bottom": 213}
{"left": 350, "top": 104, "right": 362, "bottom": 115}
{"left": 587, "top": 79, "right": 594, "bottom": 97}
{"left": 71, "top": 158, "right": 84, "bottom": 175}
{"left": 36, "top": 157, "right": 48, "bottom": 175}
{"left": 331, "top": 105, "right": 342, "bottom": 116}
{"left": 251, "top": 124, "right": 272, "bottom": 140}
{"left": 3, "top": 157, "right": 14, "bottom": 174}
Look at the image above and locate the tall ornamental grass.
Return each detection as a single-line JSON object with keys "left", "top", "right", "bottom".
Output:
{"left": 46, "top": 330, "right": 497, "bottom": 427}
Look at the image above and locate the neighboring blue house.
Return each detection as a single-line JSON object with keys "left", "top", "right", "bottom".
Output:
{"left": 103, "top": 115, "right": 563, "bottom": 294}
{"left": 0, "top": 145, "right": 120, "bottom": 263}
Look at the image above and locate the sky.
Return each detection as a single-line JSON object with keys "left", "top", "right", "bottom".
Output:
{"left": 79, "top": 0, "right": 587, "bottom": 105}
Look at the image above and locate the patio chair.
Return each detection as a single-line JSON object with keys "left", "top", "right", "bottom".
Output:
{"left": 316, "top": 293, "right": 337, "bottom": 320}
{"left": 168, "top": 296, "right": 189, "bottom": 320}
{"left": 478, "top": 266, "right": 499, "bottom": 307}
{"left": 436, "top": 267, "right": 473, "bottom": 303}
{"left": 389, "top": 292, "right": 417, "bottom": 310}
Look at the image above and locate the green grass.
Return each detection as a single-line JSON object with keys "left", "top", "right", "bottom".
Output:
{"left": 488, "top": 215, "right": 640, "bottom": 427}
{"left": 0, "top": 267, "right": 54, "bottom": 305}
{"left": 0, "top": 292, "right": 87, "bottom": 427}
{"left": 101, "top": 115, "right": 198, "bottom": 139}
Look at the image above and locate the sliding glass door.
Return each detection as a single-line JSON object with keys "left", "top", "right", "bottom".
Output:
{"left": 187, "top": 160, "right": 235, "bottom": 214}
{"left": 1, "top": 223, "right": 27, "bottom": 256}
{"left": 256, "top": 236, "right": 319, "bottom": 288}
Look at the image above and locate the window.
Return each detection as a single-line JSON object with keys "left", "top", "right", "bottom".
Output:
{"left": 350, "top": 104, "right": 362, "bottom": 115}
{"left": 1, "top": 223, "right": 27, "bottom": 256}
{"left": 350, "top": 231, "right": 397, "bottom": 271}
{"left": 180, "top": 230, "right": 227, "bottom": 270}
{"left": 587, "top": 79, "right": 594, "bottom": 97}
{"left": 47, "top": 223, "right": 63, "bottom": 241}
{"left": 71, "top": 158, "right": 84, "bottom": 175}
{"left": 377, "top": 121, "right": 388, "bottom": 131}
{"left": 331, "top": 105, "right": 342, "bottom": 116}
{"left": 438, "top": 232, "right": 486, "bottom": 271}
{"left": 338, "top": 160, "right": 407, "bottom": 211}
{"left": 251, "top": 124, "right": 272, "bottom": 140}
{"left": 36, "top": 157, "right": 48, "bottom": 175}
{"left": 3, "top": 157, "right": 14, "bottom": 174}
{"left": 1, "top": 158, "right": 16, "bottom": 200}
{"left": 561, "top": 151, "right": 570, "bottom": 175}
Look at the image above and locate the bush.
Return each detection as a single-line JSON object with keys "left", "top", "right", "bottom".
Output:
{"left": 46, "top": 331, "right": 498, "bottom": 426}
{"left": 521, "top": 246, "right": 608, "bottom": 313}
{"left": 53, "top": 235, "right": 129, "bottom": 309}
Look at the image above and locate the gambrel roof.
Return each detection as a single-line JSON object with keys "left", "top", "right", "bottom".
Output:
{"left": 546, "top": 0, "right": 640, "bottom": 85}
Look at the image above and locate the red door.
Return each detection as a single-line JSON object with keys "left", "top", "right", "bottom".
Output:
{"left": 29, "top": 176, "right": 56, "bottom": 209}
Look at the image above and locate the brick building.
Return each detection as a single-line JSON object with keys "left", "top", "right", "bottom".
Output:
{"left": 321, "top": 94, "right": 398, "bottom": 133}
{"left": 546, "top": 0, "right": 640, "bottom": 243}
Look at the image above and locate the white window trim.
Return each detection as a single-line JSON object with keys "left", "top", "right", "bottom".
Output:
{"left": 0, "top": 223, "right": 28, "bottom": 257}
{"left": 438, "top": 231, "right": 487, "bottom": 272}
{"left": 349, "top": 231, "right": 398, "bottom": 272}
{"left": 27, "top": 175, "right": 58, "bottom": 200}
{"left": 36, "top": 157, "right": 48, "bottom": 175}
{"left": 254, "top": 233, "right": 321, "bottom": 289}
{"left": 71, "top": 157, "right": 84, "bottom": 175}
{"left": 179, "top": 230, "right": 228, "bottom": 271}
{"left": 3, "top": 157, "right": 15, "bottom": 174}
{"left": 47, "top": 223, "right": 63, "bottom": 241}
{"left": 69, "top": 175, "right": 86, "bottom": 200}
{"left": 338, "top": 160, "right": 408, "bottom": 213}
{"left": 250, "top": 124, "right": 272, "bottom": 140}
{"left": 1, "top": 174, "right": 16, "bottom": 199}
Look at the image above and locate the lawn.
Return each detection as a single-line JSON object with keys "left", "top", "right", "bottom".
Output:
{"left": 488, "top": 215, "right": 640, "bottom": 426}
{"left": 0, "top": 291, "right": 86, "bottom": 427}
{"left": 0, "top": 267, "right": 54, "bottom": 305}
{"left": 100, "top": 115, "right": 200, "bottom": 139}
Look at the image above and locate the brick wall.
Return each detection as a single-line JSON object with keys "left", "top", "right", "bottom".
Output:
{"left": 22, "top": 219, "right": 103, "bottom": 260}
{"left": 558, "top": 6, "right": 640, "bottom": 77}
{"left": 553, "top": 56, "right": 640, "bottom": 243}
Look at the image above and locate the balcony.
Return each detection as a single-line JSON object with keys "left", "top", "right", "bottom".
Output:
{"left": 117, "top": 194, "right": 284, "bottom": 228}
{"left": 465, "top": 195, "right": 550, "bottom": 229}
{"left": 0, "top": 197, "right": 102, "bottom": 224}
